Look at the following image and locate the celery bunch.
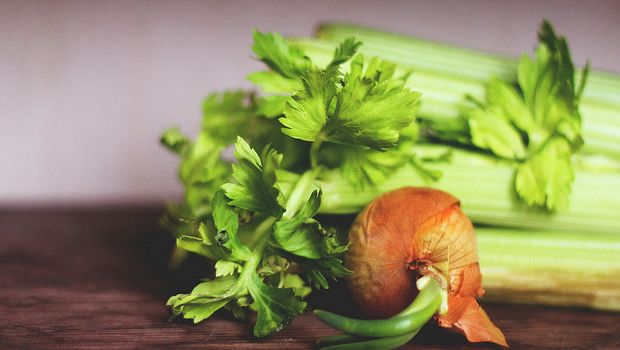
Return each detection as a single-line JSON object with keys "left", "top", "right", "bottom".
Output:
{"left": 288, "top": 22, "right": 620, "bottom": 311}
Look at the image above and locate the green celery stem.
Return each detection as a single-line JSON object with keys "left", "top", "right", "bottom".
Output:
{"left": 477, "top": 227, "right": 620, "bottom": 311}
{"left": 281, "top": 145, "right": 620, "bottom": 235}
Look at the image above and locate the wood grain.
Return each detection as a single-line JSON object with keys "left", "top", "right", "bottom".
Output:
{"left": 1, "top": 208, "right": 619, "bottom": 349}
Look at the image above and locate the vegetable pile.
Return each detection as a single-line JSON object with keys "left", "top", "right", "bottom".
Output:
{"left": 161, "top": 20, "right": 620, "bottom": 346}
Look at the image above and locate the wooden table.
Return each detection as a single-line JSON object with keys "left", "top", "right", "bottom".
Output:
{"left": 1, "top": 207, "right": 618, "bottom": 349}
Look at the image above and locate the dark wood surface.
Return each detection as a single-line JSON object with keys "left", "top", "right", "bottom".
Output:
{"left": 1, "top": 207, "right": 619, "bottom": 349}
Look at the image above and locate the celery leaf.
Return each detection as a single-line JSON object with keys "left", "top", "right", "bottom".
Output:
{"left": 328, "top": 55, "right": 420, "bottom": 149}
{"left": 280, "top": 69, "right": 337, "bottom": 141}
{"left": 248, "top": 272, "right": 306, "bottom": 337}
{"left": 464, "top": 21, "right": 586, "bottom": 209}
{"left": 212, "top": 189, "right": 252, "bottom": 261}
{"left": 176, "top": 229, "right": 229, "bottom": 261}
{"left": 273, "top": 190, "right": 323, "bottom": 259}
{"left": 329, "top": 37, "right": 363, "bottom": 67}
{"left": 160, "top": 127, "right": 190, "bottom": 155}
{"left": 515, "top": 137, "right": 574, "bottom": 209}
{"left": 167, "top": 275, "right": 237, "bottom": 323}
{"left": 252, "top": 30, "right": 312, "bottom": 79}
{"left": 467, "top": 107, "right": 526, "bottom": 160}
{"left": 221, "top": 137, "right": 285, "bottom": 218}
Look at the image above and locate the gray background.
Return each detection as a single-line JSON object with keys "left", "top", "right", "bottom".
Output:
{"left": 1, "top": 0, "right": 618, "bottom": 205}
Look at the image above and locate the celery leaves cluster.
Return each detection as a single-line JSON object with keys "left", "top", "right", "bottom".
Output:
{"left": 161, "top": 31, "right": 421, "bottom": 336}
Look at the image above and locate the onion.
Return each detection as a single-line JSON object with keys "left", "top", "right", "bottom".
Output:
{"left": 346, "top": 187, "right": 508, "bottom": 347}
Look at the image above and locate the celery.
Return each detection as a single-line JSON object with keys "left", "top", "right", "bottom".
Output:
{"left": 294, "top": 26, "right": 620, "bottom": 312}
{"left": 477, "top": 227, "right": 620, "bottom": 311}
{"left": 315, "top": 23, "right": 620, "bottom": 103}
{"left": 292, "top": 25, "right": 620, "bottom": 230}
{"left": 278, "top": 145, "right": 620, "bottom": 235}
{"left": 293, "top": 26, "right": 620, "bottom": 159}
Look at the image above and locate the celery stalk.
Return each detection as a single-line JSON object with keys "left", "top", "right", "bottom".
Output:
{"left": 315, "top": 23, "right": 620, "bottom": 102}
{"left": 477, "top": 227, "right": 620, "bottom": 311}
{"left": 278, "top": 145, "right": 620, "bottom": 234}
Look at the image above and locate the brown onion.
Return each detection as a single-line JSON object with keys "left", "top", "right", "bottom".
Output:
{"left": 346, "top": 187, "right": 508, "bottom": 347}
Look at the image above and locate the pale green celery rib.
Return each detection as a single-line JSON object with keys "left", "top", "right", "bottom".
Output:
{"left": 315, "top": 24, "right": 620, "bottom": 102}
{"left": 312, "top": 29, "right": 620, "bottom": 111}
{"left": 316, "top": 24, "right": 518, "bottom": 82}
{"left": 278, "top": 145, "right": 620, "bottom": 234}
{"left": 477, "top": 227, "right": 620, "bottom": 311}
{"left": 292, "top": 35, "right": 620, "bottom": 159}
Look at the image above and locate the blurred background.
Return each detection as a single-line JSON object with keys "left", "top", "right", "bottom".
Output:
{"left": 1, "top": 0, "right": 619, "bottom": 206}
